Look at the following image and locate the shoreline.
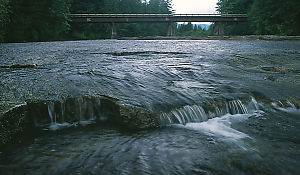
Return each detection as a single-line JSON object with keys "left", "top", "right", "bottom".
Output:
{"left": 2, "top": 35, "right": 300, "bottom": 44}
{"left": 118, "top": 35, "right": 300, "bottom": 41}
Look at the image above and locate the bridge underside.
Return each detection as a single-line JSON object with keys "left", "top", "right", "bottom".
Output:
{"left": 69, "top": 14, "right": 247, "bottom": 38}
{"left": 70, "top": 15, "right": 247, "bottom": 23}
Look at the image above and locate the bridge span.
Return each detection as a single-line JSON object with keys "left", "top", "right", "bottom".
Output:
{"left": 69, "top": 14, "right": 247, "bottom": 38}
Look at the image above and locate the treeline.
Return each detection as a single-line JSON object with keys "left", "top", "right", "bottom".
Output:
{"left": 1, "top": 0, "right": 300, "bottom": 42}
{"left": 0, "top": 0, "right": 10, "bottom": 42}
{"left": 0, "top": 0, "right": 172, "bottom": 42}
{"left": 217, "top": 0, "right": 300, "bottom": 35}
{"left": 176, "top": 23, "right": 211, "bottom": 37}
{"left": 69, "top": 0, "right": 173, "bottom": 40}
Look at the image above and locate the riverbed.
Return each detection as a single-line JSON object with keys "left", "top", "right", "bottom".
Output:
{"left": 0, "top": 40, "right": 299, "bottom": 175}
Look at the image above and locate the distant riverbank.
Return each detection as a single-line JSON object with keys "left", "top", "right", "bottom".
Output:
{"left": 2, "top": 35, "right": 300, "bottom": 44}
{"left": 119, "top": 35, "right": 300, "bottom": 41}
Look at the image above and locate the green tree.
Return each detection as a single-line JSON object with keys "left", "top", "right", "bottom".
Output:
{"left": 69, "top": 0, "right": 173, "bottom": 39}
{"left": 0, "top": 0, "right": 10, "bottom": 42}
{"left": 68, "top": 0, "right": 110, "bottom": 39}
{"left": 216, "top": 0, "right": 252, "bottom": 35}
{"left": 176, "top": 23, "right": 211, "bottom": 37}
{"left": 5, "top": 0, "right": 70, "bottom": 42}
{"left": 249, "top": 0, "right": 300, "bottom": 35}
{"left": 141, "top": 0, "right": 172, "bottom": 36}
{"left": 3, "top": 0, "right": 176, "bottom": 41}
{"left": 217, "top": 0, "right": 300, "bottom": 35}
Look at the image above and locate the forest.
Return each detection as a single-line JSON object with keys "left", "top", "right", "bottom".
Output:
{"left": 217, "top": 0, "right": 300, "bottom": 36}
{"left": 0, "top": 0, "right": 173, "bottom": 42}
{"left": 0, "top": 0, "right": 300, "bottom": 42}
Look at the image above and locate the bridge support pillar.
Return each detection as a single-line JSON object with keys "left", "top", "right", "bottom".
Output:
{"left": 111, "top": 22, "right": 117, "bottom": 39}
{"left": 167, "top": 23, "right": 175, "bottom": 36}
{"left": 213, "top": 22, "right": 224, "bottom": 36}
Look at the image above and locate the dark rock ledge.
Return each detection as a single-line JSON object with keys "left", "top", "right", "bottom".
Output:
{"left": 0, "top": 96, "right": 160, "bottom": 148}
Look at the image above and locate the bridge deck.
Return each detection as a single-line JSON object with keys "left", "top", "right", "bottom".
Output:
{"left": 70, "top": 14, "right": 247, "bottom": 23}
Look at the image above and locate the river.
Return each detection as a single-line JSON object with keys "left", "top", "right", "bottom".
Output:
{"left": 0, "top": 40, "right": 300, "bottom": 175}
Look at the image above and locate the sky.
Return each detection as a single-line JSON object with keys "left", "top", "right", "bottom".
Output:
{"left": 172, "top": 0, "right": 218, "bottom": 14}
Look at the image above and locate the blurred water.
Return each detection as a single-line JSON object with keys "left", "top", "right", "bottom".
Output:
{"left": 0, "top": 40, "right": 300, "bottom": 175}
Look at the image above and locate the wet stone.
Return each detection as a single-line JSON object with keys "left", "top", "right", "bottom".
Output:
{"left": 0, "top": 64, "right": 37, "bottom": 69}
{"left": 0, "top": 96, "right": 161, "bottom": 148}
{"left": 0, "top": 40, "right": 300, "bottom": 174}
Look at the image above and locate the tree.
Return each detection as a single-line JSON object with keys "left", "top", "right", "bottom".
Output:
{"left": 249, "top": 0, "right": 300, "bottom": 35}
{"left": 216, "top": 0, "right": 253, "bottom": 35}
{"left": 68, "top": 0, "right": 110, "bottom": 39}
{"left": 69, "top": 0, "right": 173, "bottom": 38}
{"left": 5, "top": 0, "right": 71, "bottom": 42}
{"left": 0, "top": 0, "right": 10, "bottom": 42}
{"left": 217, "top": 0, "right": 300, "bottom": 35}
{"left": 3, "top": 0, "right": 176, "bottom": 41}
{"left": 176, "top": 23, "right": 211, "bottom": 37}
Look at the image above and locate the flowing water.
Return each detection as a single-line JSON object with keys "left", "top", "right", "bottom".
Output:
{"left": 0, "top": 40, "right": 300, "bottom": 175}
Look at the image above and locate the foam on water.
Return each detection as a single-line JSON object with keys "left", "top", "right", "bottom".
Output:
{"left": 160, "top": 97, "right": 259, "bottom": 126}
{"left": 48, "top": 122, "right": 73, "bottom": 131}
{"left": 272, "top": 101, "right": 300, "bottom": 116}
{"left": 47, "top": 120, "right": 96, "bottom": 131}
{"left": 173, "top": 113, "right": 251, "bottom": 140}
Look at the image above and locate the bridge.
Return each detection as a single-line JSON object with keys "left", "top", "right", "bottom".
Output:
{"left": 69, "top": 14, "right": 247, "bottom": 38}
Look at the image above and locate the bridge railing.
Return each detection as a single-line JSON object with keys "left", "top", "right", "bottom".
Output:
{"left": 69, "top": 14, "right": 248, "bottom": 18}
{"left": 173, "top": 14, "right": 247, "bottom": 17}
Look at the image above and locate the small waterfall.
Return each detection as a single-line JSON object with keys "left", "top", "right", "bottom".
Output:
{"left": 160, "top": 98, "right": 259, "bottom": 125}
{"left": 271, "top": 100, "right": 300, "bottom": 116}
{"left": 227, "top": 100, "right": 248, "bottom": 114}
{"left": 1, "top": 95, "right": 160, "bottom": 146}
{"left": 44, "top": 96, "right": 107, "bottom": 130}
{"left": 77, "top": 97, "right": 83, "bottom": 121}
{"left": 47, "top": 102, "right": 56, "bottom": 124}
{"left": 61, "top": 102, "right": 65, "bottom": 122}
{"left": 161, "top": 105, "right": 208, "bottom": 125}
{"left": 251, "top": 97, "right": 259, "bottom": 110}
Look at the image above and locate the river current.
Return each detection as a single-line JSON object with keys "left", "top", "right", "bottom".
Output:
{"left": 0, "top": 40, "right": 300, "bottom": 175}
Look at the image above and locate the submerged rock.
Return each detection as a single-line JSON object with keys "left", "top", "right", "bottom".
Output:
{"left": 264, "top": 76, "right": 276, "bottom": 81}
{"left": 119, "top": 104, "right": 159, "bottom": 130}
{"left": 0, "top": 104, "right": 35, "bottom": 147}
{"left": 0, "top": 64, "right": 37, "bottom": 69}
{"left": 261, "top": 66, "right": 281, "bottom": 72}
{"left": 261, "top": 66, "right": 300, "bottom": 74}
{"left": 0, "top": 95, "right": 159, "bottom": 148}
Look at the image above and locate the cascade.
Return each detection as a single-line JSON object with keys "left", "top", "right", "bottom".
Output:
{"left": 160, "top": 98, "right": 259, "bottom": 125}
